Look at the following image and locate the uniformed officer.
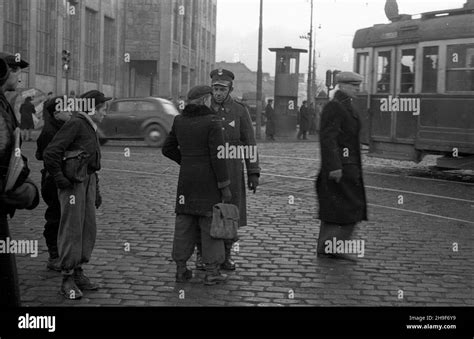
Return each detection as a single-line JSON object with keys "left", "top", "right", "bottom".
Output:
{"left": 197, "top": 68, "right": 261, "bottom": 271}
{"left": 316, "top": 71, "right": 368, "bottom": 261}
{"left": 0, "top": 53, "right": 39, "bottom": 307}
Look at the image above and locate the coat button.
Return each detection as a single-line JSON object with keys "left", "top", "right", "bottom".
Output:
{"left": 222, "top": 117, "right": 225, "bottom": 120}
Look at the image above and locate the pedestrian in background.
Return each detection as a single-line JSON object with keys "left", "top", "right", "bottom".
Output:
{"left": 309, "top": 102, "right": 317, "bottom": 135}
{"left": 19, "top": 96, "right": 35, "bottom": 141}
{"left": 44, "top": 90, "right": 109, "bottom": 299}
{"left": 162, "top": 85, "right": 231, "bottom": 285}
{"left": 297, "top": 100, "right": 310, "bottom": 140}
{"left": 205, "top": 68, "right": 261, "bottom": 271}
{"left": 0, "top": 52, "right": 39, "bottom": 307}
{"left": 316, "top": 71, "right": 368, "bottom": 261}
{"left": 264, "top": 99, "right": 275, "bottom": 141}
{"left": 36, "top": 96, "right": 73, "bottom": 272}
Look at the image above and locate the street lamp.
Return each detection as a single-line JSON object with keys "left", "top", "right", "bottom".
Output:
{"left": 62, "top": 49, "right": 71, "bottom": 95}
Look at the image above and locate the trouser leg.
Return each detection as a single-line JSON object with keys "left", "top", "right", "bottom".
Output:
{"left": 199, "top": 216, "right": 225, "bottom": 268}
{"left": 0, "top": 214, "right": 21, "bottom": 307}
{"left": 80, "top": 175, "right": 97, "bottom": 265}
{"left": 41, "top": 171, "right": 61, "bottom": 258}
{"left": 57, "top": 178, "right": 87, "bottom": 272}
{"left": 317, "top": 221, "right": 357, "bottom": 254}
{"left": 172, "top": 214, "right": 198, "bottom": 269}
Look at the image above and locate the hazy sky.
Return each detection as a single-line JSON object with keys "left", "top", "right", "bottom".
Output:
{"left": 216, "top": 0, "right": 467, "bottom": 79}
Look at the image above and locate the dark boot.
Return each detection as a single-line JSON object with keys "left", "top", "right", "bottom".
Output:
{"left": 60, "top": 273, "right": 83, "bottom": 300}
{"left": 195, "top": 246, "right": 205, "bottom": 271}
{"left": 220, "top": 243, "right": 236, "bottom": 271}
{"left": 203, "top": 264, "right": 228, "bottom": 286}
{"left": 73, "top": 267, "right": 99, "bottom": 290}
{"left": 175, "top": 262, "right": 193, "bottom": 283}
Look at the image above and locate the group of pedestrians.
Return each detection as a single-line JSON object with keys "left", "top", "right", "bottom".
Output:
{"left": 1, "top": 49, "right": 368, "bottom": 304}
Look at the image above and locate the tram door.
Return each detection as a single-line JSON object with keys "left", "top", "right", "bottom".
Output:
{"left": 367, "top": 46, "right": 421, "bottom": 161}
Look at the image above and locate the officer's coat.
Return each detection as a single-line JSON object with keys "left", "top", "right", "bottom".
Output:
{"left": 316, "top": 90, "right": 368, "bottom": 224}
{"left": 212, "top": 96, "right": 260, "bottom": 227}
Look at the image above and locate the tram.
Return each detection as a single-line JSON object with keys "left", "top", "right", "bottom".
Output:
{"left": 351, "top": 0, "right": 474, "bottom": 170}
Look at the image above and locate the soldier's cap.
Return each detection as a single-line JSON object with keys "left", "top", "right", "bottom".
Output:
{"left": 210, "top": 68, "right": 234, "bottom": 87}
{"left": 0, "top": 52, "right": 29, "bottom": 69}
{"left": 335, "top": 71, "right": 364, "bottom": 85}
{"left": 187, "top": 85, "right": 212, "bottom": 101}
{"left": 80, "top": 90, "right": 112, "bottom": 107}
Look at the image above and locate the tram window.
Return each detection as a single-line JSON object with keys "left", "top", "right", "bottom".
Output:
{"left": 376, "top": 51, "right": 391, "bottom": 93}
{"left": 356, "top": 53, "right": 369, "bottom": 92}
{"left": 400, "top": 49, "right": 416, "bottom": 93}
{"left": 278, "top": 56, "right": 289, "bottom": 73}
{"left": 422, "top": 46, "right": 438, "bottom": 93}
{"left": 289, "top": 58, "right": 296, "bottom": 74}
{"left": 446, "top": 44, "right": 474, "bottom": 92}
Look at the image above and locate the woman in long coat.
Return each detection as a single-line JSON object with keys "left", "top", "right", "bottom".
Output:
{"left": 316, "top": 72, "right": 367, "bottom": 260}
{"left": 19, "top": 96, "right": 35, "bottom": 141}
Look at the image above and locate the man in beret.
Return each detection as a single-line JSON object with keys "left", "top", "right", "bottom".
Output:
{"left": 315, "top": 71, "right": 367, "bottom": 261}
{"left": 44, "top": 90, "right": 110, "bottom": 299}
{"left": 36, "top": 96, "right": 74, "bottom": 272}
{"left": 0, "top": 52, "right": 40, "bottom": 307}
{"left": 162, "top": 85, "right": 231, "bottom": 285}
{"left": 205, "top": 68, "right": 260, "bottom": 271}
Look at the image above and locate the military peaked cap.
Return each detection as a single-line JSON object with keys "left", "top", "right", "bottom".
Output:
{"left": 210, "top": 68, "right": 234, "bottom": 87}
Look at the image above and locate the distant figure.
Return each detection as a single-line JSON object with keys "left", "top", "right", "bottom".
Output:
{"left": 308, "top": 102, "right": 317, "bottom": 135}
{"left": 19, "top": 96, "right": 36, "bottom": 141}
{"left": 297, "top": 100, "right": 310, "bottom": 140}
{"left": 264, "top": 99, "right": 275, "bottom": 141}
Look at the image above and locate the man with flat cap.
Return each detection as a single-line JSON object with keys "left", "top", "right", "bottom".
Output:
{"left": 162, "top": 85, "right": 231, "bottom": 285}
{"left": 44, "top": 90, "right": 110, "bottom": 299}
{"left": 202, "top": 68, "right": 260, "bottom": 271}
{"left": 316, "top": 71, "right": 367, "bottom": 261}
{"left": 0, "top": 52, "right": 40, "bottom": 307}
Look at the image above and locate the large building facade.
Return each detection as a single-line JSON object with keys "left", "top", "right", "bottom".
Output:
{"left": 0, "top": 0, "right": 216, "bottom": 99}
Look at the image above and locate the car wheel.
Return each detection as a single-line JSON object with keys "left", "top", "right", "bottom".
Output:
{"left": 99, "top": 138, "right": 108, "bottom": 146}
{"left": 144, "top": 124, "right": 167, "bottom": 147}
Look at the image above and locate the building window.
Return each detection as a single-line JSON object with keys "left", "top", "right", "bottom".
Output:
{"left": 356, "top": 53, "right": 369, "bottom": 92}
{"left": 446, "top": 44, "right": 474, "bottom": 92}
{"left": 191, "top": 0, "right": 198, "bottom": 50}
{"left": 201, "top": 28, "right": 206, "bottom": 49}
{"left": 422, "top": 46, "right": 438, "bottom": 93}
{"left": 376, "top": 51, "right": 391, "bottom": 93}
{"left": 400, "top": 49, "right": 416, "bottom": 93}
{"left": 36, "top": 0, "right": 57, "bottom": 75}
{"left": 207, "top": 31, "right": 211, "bottom": 53}
{"left": 103, "top": 17, "right": 116, "bottom": 85}
{"left": 4, "top": 0, "right": 29, "bottom": 60}
{"left": 173, "top": 1, "right": 180, "bottom": 42}
{"left": 182, "top": 1, "right": 190, "bottom": 46}
{"left": 63, "top": 6, "right": 80, "bottom": 79}
{"left": 85, "top": 8, "right": 99, "bottom": 82}
{"left": 213, "top": 3, "right": 217, "bottom": 27}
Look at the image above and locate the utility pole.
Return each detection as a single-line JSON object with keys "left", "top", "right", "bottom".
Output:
{"left": 256, "top": 0, "right": 263, "bottom": 139}
{"left": 307, "top": 0, "right": 313, "bottom": 104}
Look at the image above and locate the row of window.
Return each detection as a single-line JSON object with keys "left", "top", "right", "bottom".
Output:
{"left": 173, "top": 0, "right": 216, "bottom": 54}
{"left": 3, "top": 0, "right": 116, "bottom": 84}
{"left": 357, "top": 43, "right": 474, "bottom": 93}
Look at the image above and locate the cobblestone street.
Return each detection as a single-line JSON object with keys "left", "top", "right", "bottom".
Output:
{"left": 9, "top": 138, "right": 474, "bottom": 307}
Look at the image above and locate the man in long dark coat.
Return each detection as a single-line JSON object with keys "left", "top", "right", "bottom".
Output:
{"left": 264, "top": 99, "right": 275, "bottom": 141}
{"left": 297, "top": 101, "right": 310, "bottom": 140}
{"left": 208, "top": 69, "right": 261, "bottom": 271}
{"left": 316, "top": 71, "right": 368, "bottom": 261}
{"left": 162, "top": 85, "right": 231, "bottom": 285}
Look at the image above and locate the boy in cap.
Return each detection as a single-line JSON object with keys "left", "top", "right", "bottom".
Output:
{"left": 316, "top": 71, "right": 367, "bottom": 261}
{"left": 205, "top": 68, "right": 261, "bottom": 271}
{"left": 44, "top": 90, "right": 110, "bottom": 299}
{"left": 36, "top": 96, "right": 74, "bottom": 271}
{"left": 0, "top": 52, "right": 39, "bottom": 306}
{"left": 162, "top": 85, "right": 231, "bottom": 285}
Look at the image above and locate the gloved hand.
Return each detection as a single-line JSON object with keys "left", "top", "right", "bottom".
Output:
{"left": 54, "top": 173, "right": 73, "bottom": 189}
{"left": 329, "top": 169, "right": 343, "bottom": 183}
{"left": 95, "top": 191, "right": 102, "bottom": 209}
{"left": 0, "top": 180, "right": 39, "bottom": 210}
{"left": 248, "top": 174, "right": 259, "bottom": 193}
{"left": 220, "top": 186, "right": 232, "bottom": 203}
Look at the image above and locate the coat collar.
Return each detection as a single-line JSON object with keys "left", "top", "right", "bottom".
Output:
{"left": 333, "top": 90, "right": 358, "bottom": 119}
{"left": 78, "top": 112, "right": 97, "bottom": 131}
{"left": 182, "top": 104, "right": 215, "bottom": 117}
